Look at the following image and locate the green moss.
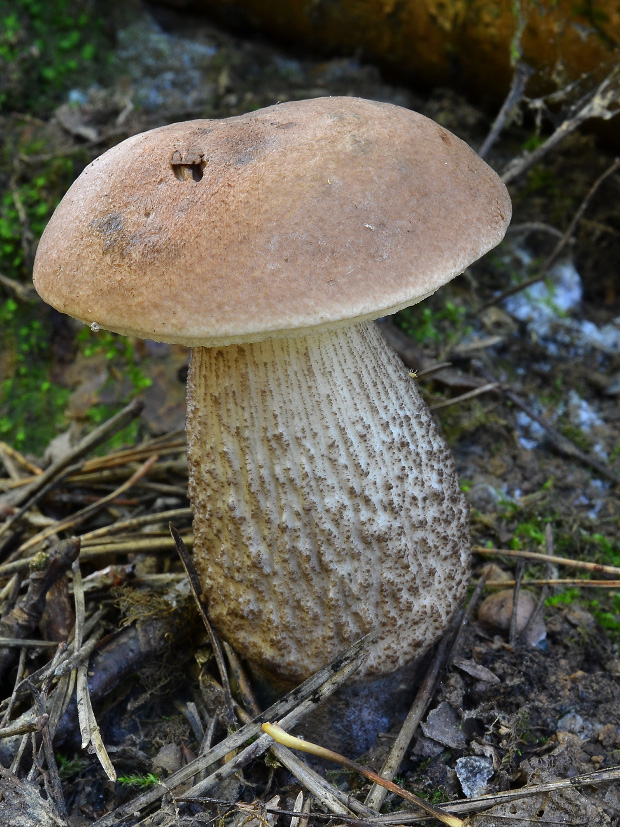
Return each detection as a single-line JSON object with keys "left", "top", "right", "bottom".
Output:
{"left": 0, "top": 298, "right": 151, "bottom": 455}
{"left": 117, "top": 773, "right": 161, "bottom": 788}
{"left": 542, "top": 529, "right": 620, "bottom": 638}
{"left": 525, "top": 165, "right": 558, "bottom": 195}
{"left": 509, "top": 521, "right": 546, "bottom": 549}
{"left": 0, "top": 0, "right": 114, "bottom": 114}
{"left": 546, "top": 588, "right": 581, "bottom": 607}
{"left": 547, "top": 588, "right": 620, "bottom": 639}
{"left": 589, "top": 596, "right": 620, "bottom": 635}
{"left": 56, "top": 753, "right": 89, "bottom": 778}
{"left": 76, "top": 327, "right": 152, "bottom": 396}
{"left": 0, "top": 299, "right": 72, "bottom": 452}
{"left": 0, "top": 160, "right": 75, "bottom": 275}
{"left": 522, "top": 134, "right": 545, "bottom": 152}
{"left": 558, "top": 422, "right": 591, "bottom": 452}
{"left": 395, "top": 300, "right": 469, "bottom": 346}
{"left": 0, "top": 117, "right": 154, "bottom": 456}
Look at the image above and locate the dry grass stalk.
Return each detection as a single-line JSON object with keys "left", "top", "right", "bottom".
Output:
{"left": 472, "top": 361, "right": 620, "bottom": 487}
{"left": 0, "top": 442, "right": 42, "bottom": 478}
{"left": 80, "top": 506, "right": 192, "bottom": 541}
{"left": 486, "top": 156, "right": 620, "bottom": 308}
{"left": 171, "top": 523, "right": 237, "bottom": 730}
{"left": 0, "top": 638, "right": 58, "bottom": 649}
{"left": 364, "top": 574, "right": 490, "bottom": 813}
{"left": 16, "top": 454, "right": 158, "bottom": 557}
{"left": 364, "top": 633, "right": 453, "bottom": 812}
{"left": 500, "top": 67, "right": 620, "bottom": 185}
{"left": 429, "top": 382, "right": 500, "bottom": 411}
{"left": 0, "top": 538, "right": 80, "bottom": 683}
{"left": 486, "top": 578, "right": 620, "bottom": 588}
{"left": 0, "top": 398, "right": 144, "bottom": 522}
{"left": 0, "top": 535, "right": 194, "bottom": 578}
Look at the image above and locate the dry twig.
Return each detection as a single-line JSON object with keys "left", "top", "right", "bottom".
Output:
{"left": 15, "top": 454, "right": 158, "bottom": 557}
{"left": 478, "top": 62, "right": 534, "bottom": 160}
{"left": 0, "top": 398, "right": 144, "bottom": 538}
{"left": 501, "top": 67, "right": 620, "bottom": 184}
{"left": 364, "top": 634, "right": 452, "bottom": 812}
{"left": 509, "top": 561, "right": 526, "bottom": 646}
{"left": 262, "top": 722, "right": 463, "bottom": 827}
{"left": 475, "top": 545, "right": 620, "bottom": 577}
{"left": 224, "top": 644, "right": 375, "bottom": 820}
{"left": 0, "top": 538, "right": 80, "bottom": 682}
{"left": 372, "top": 763, "right": 620, "bottom": 821}
{"left": 487, "top": 578, "right": 620, "bottom": 588}
{"left": 93, "top": 633, "right": 373, "bottom": 827}
{"left": 484, "top": 156, "right": 620, "bottom": 309}
{"left": 473, "top": 360, "right": 620, "bottom": 486}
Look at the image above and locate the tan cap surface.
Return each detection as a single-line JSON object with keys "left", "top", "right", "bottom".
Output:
{"left": 33, "top": 96, "right": 511, "bottom": 346}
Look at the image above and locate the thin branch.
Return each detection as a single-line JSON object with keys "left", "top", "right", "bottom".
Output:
{"left": 365, "top": 634, "right": 451, "bottom": 812}
{"left": 373, "top": 763, "right": 620, "bottom": 821}
{"left": 181, "top": 647, "right": 370, "bottom": 803}
{"left": 430, "top": 382, "right": 500, "bottom": 411}
{"left": 479, "top": 62, "right": 534, "bottom": 159}
{"left": 18, "top": 454, "right": 158, "bottom": 556}
{"left": 80, "top": 506, "right": 192, "bottom": 541}
{"left": 0, "top": 538, "right": 80, "bottom": 682}
{"left": 223, "top": 644, "right": 376, "bottom": 820}
{"left": 484, "top": 156, "right": 620, "bottom": 308}
{"left": 486, "top": 578, "right": 620, "bottom": 588}
{"left": 362, "top": 578, "right": 491, "bottom": 812}
{"left": 501, "top": 67, "right": 620, "bottom": 184}
{"left": 509, "top": 562, "right": 526, "bottom": 646}
{"left": 0, "top": 535, "right": 194, "bottom": 577}
{"left": 22, "top": 680, "right": 67, "bottom": 819}
{"left": 473, "top": 360, "right": 620, "bottom": 486}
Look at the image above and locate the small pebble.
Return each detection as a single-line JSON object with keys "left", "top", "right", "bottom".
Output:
{"left": 478, "top": 589, "right": 546, "bottom": 644}
{"left": 455, "top": 756, "right": 494, "bottom": 798}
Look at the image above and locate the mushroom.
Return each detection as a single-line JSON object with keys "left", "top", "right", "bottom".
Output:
{"left": 33, "top": 96, "right": 511, "bottom": 684}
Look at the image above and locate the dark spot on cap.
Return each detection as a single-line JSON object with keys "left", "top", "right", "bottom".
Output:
{"left": 91, "top": 212, "right": 126, "bottom": 252}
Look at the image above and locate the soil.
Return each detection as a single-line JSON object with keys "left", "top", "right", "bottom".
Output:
{"left": 0, "top": 1, "right": 619, "bottom": 825}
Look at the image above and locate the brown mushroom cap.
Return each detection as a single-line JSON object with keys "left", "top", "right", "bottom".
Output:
{"left": 33, "top": 97, "right": 510, "bottom": 345}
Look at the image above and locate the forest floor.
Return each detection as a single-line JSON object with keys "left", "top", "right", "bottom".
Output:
{"left": 0, "top": 1, "right": 619, "bottom": 824}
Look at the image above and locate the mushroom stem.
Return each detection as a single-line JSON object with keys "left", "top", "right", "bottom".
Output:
{"left": 186, "top": 320, "right": 470, "bottom": 683}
